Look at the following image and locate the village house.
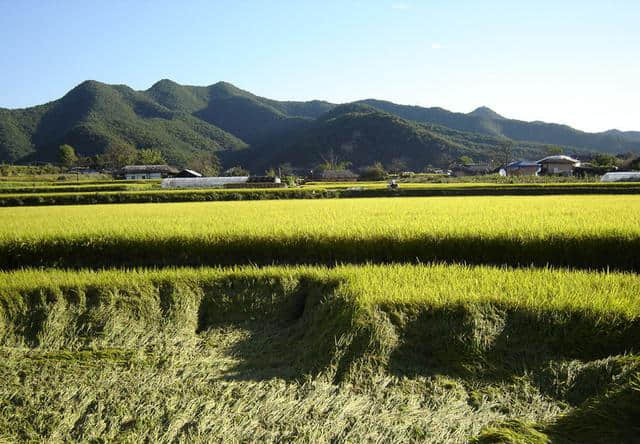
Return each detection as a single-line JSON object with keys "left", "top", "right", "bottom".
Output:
{"left": 120, "top": 165, "right": 179, "bottom": 180}
{"left": 505, "top": 160, "right": 540, "bottom": 176}
{"left": 537, "top": 155, "right": 580, "bottom": 175}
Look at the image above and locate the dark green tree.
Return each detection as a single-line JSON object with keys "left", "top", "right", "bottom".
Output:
{"left": 186, "top": 152, "right": 220, "bottom": 176}
{"left": 224, "top": 165, "right": 249, "bottom": 176}
{"left": 136, "top": 149, "right": 166, "bottom": 165}
{"left": 545, "top": 145, "right": 564, "bottom": 156}
{"left": 359, "top": 162, "right": 387, "bottom": 180}
{"left": 458, "top": 155, "right": 473, "bottom": 166}
{"left": 278, "top": 163, "right": 294, "bottom": 177}
{"left": 499, "top": 140, "right": 514, "bottom": 166}
{"left": 388, "top": 158, "right": 409, "bottom": 173}
{"left": 99, "top": 144, "right": 138, "bottom": 169}
{"left": 317, "top": 149, "right": 351, "bottom": 171}
{"left": 591, "top": 154, "right": 619, "bottom": 167}
{"left": 58, "top": 144, "right": 78, "bottom": 168}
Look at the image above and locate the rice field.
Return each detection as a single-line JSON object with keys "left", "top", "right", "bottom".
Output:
{"left": 1, "top": 264, "right": 639, "bottom": 442}
{"left": 1, "top": 194, "right": 639, "bottom": 442}
{"left": 1, "top": 195, "right": 639, "bottom": 269}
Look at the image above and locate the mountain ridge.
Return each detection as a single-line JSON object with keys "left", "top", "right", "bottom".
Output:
{"left": 1, "top": 79, "right": 638, "bottom": 171}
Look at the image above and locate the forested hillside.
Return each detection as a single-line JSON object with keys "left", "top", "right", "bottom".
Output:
{"left": 1, "top": 79, "right": 638, "bottom": 171}
{"left": 242, "top": 104, "right": 566, "bottom": 172}
{"left": 0, "top": 81, "right": 248, "bottom": 166}
{"left": 358, "top": 99, "right": 640, "bottom": 154}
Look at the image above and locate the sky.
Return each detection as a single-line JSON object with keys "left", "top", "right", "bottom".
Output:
{"left": 1, "top": 0, "right": 638, "bottom": 133}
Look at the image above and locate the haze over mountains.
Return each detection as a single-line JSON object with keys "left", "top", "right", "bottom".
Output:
{"left": 1, "top": 79, "right": 638, "bottom": 172}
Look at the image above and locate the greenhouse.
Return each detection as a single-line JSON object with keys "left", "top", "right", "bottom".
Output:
{"left": 161, "top": 176, "right": 250, "bottom": 188}
{"left": 601, "top": 172, "right": 640, "bottom": 182}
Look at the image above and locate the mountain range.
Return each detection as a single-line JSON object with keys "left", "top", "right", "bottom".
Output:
{"left": 1, "top": 79, "right": 638, "bottom": 172}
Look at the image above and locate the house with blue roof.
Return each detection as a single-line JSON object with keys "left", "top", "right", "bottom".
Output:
{"left": 505, "top": 160, "right": 541, "bottom": 176}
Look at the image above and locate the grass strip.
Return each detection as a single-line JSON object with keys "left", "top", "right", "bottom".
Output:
{"left": 0, "top": 182, "right": 639, "bottom": 206}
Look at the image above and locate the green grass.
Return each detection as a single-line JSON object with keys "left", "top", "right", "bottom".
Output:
{"left": 1, "top": 264, "right": 638, "bottom": 442}
{"left": 0, "top": 183, "right": 154, "bottom": 194}
{"left": 1, "top": 195, "right": 639, "bottom": 270}
{"left": 0, "top": 173, "right": 114, "bottom": 183}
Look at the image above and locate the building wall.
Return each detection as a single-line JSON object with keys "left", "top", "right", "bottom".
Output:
{"left": 161, "top": 177, "right": 250, "bottom": 189}
{"left": 507, "top": 166, "right": 539, "bottom": 176}
{"left": 126, "top": 173, "right": 162, "bottom": 180}
{"left": 541, "top": 163, "right": 574, "bottom": 175}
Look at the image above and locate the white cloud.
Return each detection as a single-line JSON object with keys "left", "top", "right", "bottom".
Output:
{"left": 431, "top": 43, "right": 442, "bottom": 49}
{"left": 391, "top": 2, "right": 410, "bottom": 10}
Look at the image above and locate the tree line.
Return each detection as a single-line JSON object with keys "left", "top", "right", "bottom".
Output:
{"left": 57, "top": 144, "right": 221, "bottom": 176}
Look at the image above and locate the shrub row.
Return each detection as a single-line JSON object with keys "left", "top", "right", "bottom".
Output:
{"left": 0, "top": 184, "right": 137, "bottom": 194}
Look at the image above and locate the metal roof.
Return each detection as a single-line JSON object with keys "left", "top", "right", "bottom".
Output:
{"left": 178, "top": 169, "right": 202, "bottom": 177}
{"left": 121, "top": 165, "right": 179, "bottom": 174}
{"left": 537, "top": 155, "right": 579, "bottom": 164}
{"left": 507, "top": 160, "right": 539, "bottom": 168}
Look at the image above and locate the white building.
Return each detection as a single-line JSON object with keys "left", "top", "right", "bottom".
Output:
{"left": 161, "top": 176, "right": 250, "bottom": 188}
{"left": 537, "top": 155, "right": 580, "bottom": 175}
{"left": 601, "top": 172, "right": 640, "bottom": 182}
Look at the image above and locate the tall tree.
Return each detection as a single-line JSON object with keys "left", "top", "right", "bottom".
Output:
{"left": 136, "top": 149, "right": 166, "bottom": 165}
{"left": 317, "top": 149, "right": 351, "bottom": 171}
{"left": 100, "top": 144, "right": 137, "bottom": 169}
{"left": 545, "top": 145, "right": 564, "bottom": 156}
{"left": 499, "top": 140, "right": 514, "bottom": 166}
{"left": 224, "top": 165, "right": 249, "bottom": 176}
{"left": 388, "top": 158, "right": 409, "bottom": 173}
{"left": 459, "top": 155, "right": 473, "bottom": 166}
{"left": 58, "top": 144, "right": 78, "bottom": 168}
{"left": 186, "top": 152, "right": 220, "bottom": 176}
{"left": 359, "top": 162, "right": 387, "bottom": 180}
{"left": 591, "top": 154, "right": 619, "bottom": 167}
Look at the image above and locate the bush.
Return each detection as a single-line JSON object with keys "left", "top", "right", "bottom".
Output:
{"left": 359, "top": 163, "right": 387, "bottom": 181}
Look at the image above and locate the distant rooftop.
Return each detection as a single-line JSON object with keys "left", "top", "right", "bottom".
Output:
{"left": 121, "top": 165, "right": 179, "bottom": 174}
{"left": 507, "top": 160, "right": 539, "bottom": 168}
{"left": 537, "top": 155, "right": 579, "bottom": 164}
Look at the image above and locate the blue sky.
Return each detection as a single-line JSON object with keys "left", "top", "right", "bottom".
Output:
{"left": 1, "top": 0, "right": 638, "bottom": 132}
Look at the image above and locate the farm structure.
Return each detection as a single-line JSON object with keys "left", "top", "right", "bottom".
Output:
{"left": 537, "top": 155, "right": 580, "bottom": 175}
{"left": 601, "top": 172, "right": 640, "bottom": 182}
{"left": 174, "top": 169, "right": 202, "bottom": 178}
{"left": 505, "top": 160, "right": 540, "bottom": 176}
{"left": 224, "top": 176, "right": 285, "bottom": 188}
{"left": 161, "top": 176, "right": 283, "bottom": 189}
{"left": 120, "top": 165, "right": 179, "bottom": 180}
